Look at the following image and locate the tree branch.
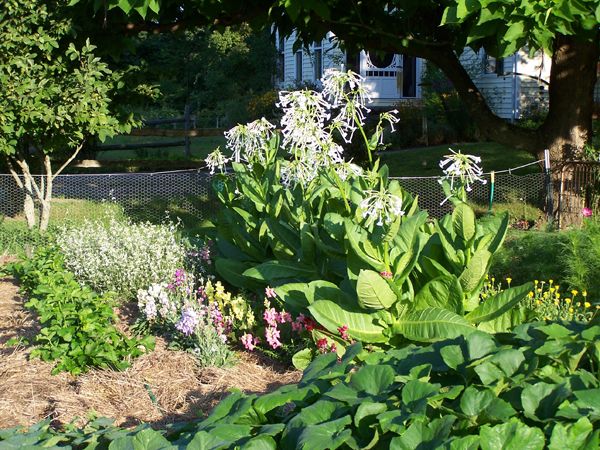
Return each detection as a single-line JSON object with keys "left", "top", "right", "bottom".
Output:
{"left": 53, "top": 141, "right": 85, "bottom": 180}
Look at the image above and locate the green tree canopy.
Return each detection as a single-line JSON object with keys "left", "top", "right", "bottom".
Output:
{"left": 0, "top": 0, "right": 133, "bottom": 230}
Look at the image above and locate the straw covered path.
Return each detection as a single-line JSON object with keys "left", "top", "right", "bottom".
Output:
{"left": 0, "top": 271, "right": 300, "bottom": 429}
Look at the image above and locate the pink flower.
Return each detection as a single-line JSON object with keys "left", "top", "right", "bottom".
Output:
{"left": 263, "top": 308, "right": 278, "bottom": 327}
{"left": 330, "top": 343, "right": 337, "bottom": 354}
{"left": 303, "top": 317, "right": 316, "bottom": 332}
{"left": 265, "top": 326, "right": 282, "bottom": 349}
{"left": 241, "top": 333, "right": 259, "bottom": 351}
{"left": 380, "top": 271, "right": 393, "bottom": 279}
{"left": 583, "top": 207, "right": 593, "bottom": 217}
{"left": 316, "top": 338, "right": 328, "bottom": 353}
{"left": 337, "top": 324, "right": 350, "bottom": 341}
{"left": 292, "top": 314, "right": 305, "bottom": 333}
{"left": 265, "top": 286, "right": 277, "bottom": 298}
{"left": 278, "top": 311, "right": 292, "bottom": 324}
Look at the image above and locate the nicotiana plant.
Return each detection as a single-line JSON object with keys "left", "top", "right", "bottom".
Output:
{"left": 207, "top": 69, "right": 532, "bottom": 365}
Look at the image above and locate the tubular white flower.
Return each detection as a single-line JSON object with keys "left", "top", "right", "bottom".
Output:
{"left": 334, "top": 161, "right": 364, "bottom": 181}
{"left": 359, "top": 189, "right": 405, "bottom": 227}
{"left": 224, "top": 117, "right": 275, "bottom": 163}
{"left": 205, "top": 148, "right": 230, "bottom": 175}
{"left": 280, "top": 159, "right": 317, "bottom": 188}
{"left": 438, "top": 148, "right": 487, "bottom": 204}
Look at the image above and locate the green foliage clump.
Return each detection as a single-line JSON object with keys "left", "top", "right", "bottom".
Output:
{"left": 4, "top": 320, "right": 600, "bottom": 448}
{"left": 563, "top": 217, "right": 600, "bottom": 298}
{"left": 9, "top": 247, "right": 154, "bottom": 375}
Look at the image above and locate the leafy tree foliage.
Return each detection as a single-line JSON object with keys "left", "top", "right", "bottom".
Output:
{"left": 73, "top": 0, "right": 599, "bottom": 164}
{"left": 0, "top": 0, "right": 133, "bottom": 231}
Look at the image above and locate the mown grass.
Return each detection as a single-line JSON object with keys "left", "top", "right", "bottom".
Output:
{"left": 380, "top": 141, "right": 540, "bottom": 177}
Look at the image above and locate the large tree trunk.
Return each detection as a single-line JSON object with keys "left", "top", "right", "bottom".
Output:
{"left": 540, "top": 34, "right": 599, "bottom": 164}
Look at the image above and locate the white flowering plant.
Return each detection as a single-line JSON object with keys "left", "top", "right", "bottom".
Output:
{"left": 56, "top": 217, "right": 187, "bottom": 299}
{"left": 208, "top": 70, "right": 527, "bottom": 361}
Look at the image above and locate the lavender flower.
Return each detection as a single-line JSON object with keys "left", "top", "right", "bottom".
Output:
{"left": 175, "top": 308, "right": 200, "bottom": 336}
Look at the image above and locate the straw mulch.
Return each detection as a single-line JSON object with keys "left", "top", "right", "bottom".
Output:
{"left": 0, "top": 275, "right": 301, "bottom": 430}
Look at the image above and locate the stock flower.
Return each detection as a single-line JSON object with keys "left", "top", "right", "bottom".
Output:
{"left": 316, "top": 338, "right": 329, "bottom": 353}
{"left": 360, "top": 189, "right": 405, "bottom": 226}
{"left": 278, "top": 311, "right": 293, "bottom": 324}
{"left": 263, "top": 307, "right": 279, "bottom": 327}
{"left": 224, "top": 118, "right": 275, "bottom": 164}
{"left": 582, "top": 207, "right": 593, "bottom": 217}
{"left": 240, "top": 333, "right": 259, "bottom": 351}
{"left": 175, "top": 308, "right": 199, "bottom": 336}
{"left": 205, "top": 148, "right": 230, "bottom": 175}
{"left": 265, "top": 286, "right": 277, "bottom": 299}
{"left": 265, "top": 326, "right": 282, "bottom": 349}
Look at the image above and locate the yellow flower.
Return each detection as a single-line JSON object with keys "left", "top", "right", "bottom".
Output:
{"left": 571, "top": 289, "right": 578, "bottom": 296}
{"left": 491, "top": 277, "right": 495, "bottom": 283}
{"left": 583, "top": 290, "right": 587, "bottom": 297}
{"left": 528, "top": 291, "right": 534, "bottom": 298}
{"left": 506, "top": 277, "right": 512, "bottom": 285}
{"left": 565, "top": 298, "right": 571, "bottom": 304}
{"left": 569, "top": 307, "right": 574, "bottom": 313}
{"left": 485, "top": 274, "right": 489, "bottom": 280}
{"left": 537, "top": 288, "right": 542, "bottom": 293}
{"left": 584, "top": 302, "right": 591, "bottom": 308}
{"left": 549, "top": 279, "right": 554, "bottom": 284}
{"left": 555, "top": 292, "right": 560, "bottom": 299}
{"left": 556, "top": 285, "right": 560, "bottom": 291}
{"left": 554, "top": 299, "right": 559, "bottom": 306}
{"left": 534, "top": 280, "right": 539, "bottom": 285}
{"left": 536, "top": 300, "right": 541, "bottom": 305}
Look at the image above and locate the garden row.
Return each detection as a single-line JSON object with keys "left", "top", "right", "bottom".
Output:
{"left": 1, "top": 69, "right": 599, "bottom": 447}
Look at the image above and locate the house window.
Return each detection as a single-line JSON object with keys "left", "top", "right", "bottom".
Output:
{"left": 483, "top": 51, "right": 505, "bottom": 76}
{"left": 313, "top": 40, "right": 323, "bottom": 80}
{"left": 295, "top": 50, "right": 303, "bottom": 81}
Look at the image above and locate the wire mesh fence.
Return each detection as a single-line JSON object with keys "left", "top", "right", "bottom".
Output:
{"left": 0, "top": 167, "right": 547, "bottom": 250}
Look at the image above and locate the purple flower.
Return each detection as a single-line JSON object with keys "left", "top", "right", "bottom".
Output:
{"left": 263, "top": 307, "right": 278, "bottom": 327}
{"left": 175, "top": 308, "right": 199, "bottom": 336}
{"left": 583, "top": 207, "right": 593, "bottom": 217}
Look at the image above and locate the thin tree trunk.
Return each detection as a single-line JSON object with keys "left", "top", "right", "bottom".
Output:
{"left": 7, "top": 158, "right": 36, "bottom": 229}
{"left": 38, "top": 154, "right": 53, "bottom": 232}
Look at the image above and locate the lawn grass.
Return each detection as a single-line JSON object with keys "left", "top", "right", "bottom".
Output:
{"left": 380, "top": 141, "right": 540, "bottom": 177}
{"left": 96, "top": 135, "right": 226, "bottom": 161}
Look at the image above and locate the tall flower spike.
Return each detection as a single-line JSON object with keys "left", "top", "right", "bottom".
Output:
{"left": 205, "top": 148, "right": 229, "bottom": 175}
{"left": 438, "top": 148, "right": 487, "bottom": 205}
{"left": 224, "top": 117, "right": 275, "bottom": 164}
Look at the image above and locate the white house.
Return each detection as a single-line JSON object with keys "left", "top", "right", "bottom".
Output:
{"left": 275, "top": 32, "right": 598, "bottom": 121}
{"left": 276, "top": 32, "right": 424, "bottom": 107}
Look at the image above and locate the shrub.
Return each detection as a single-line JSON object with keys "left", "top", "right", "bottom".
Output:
{"left": 5, "top": 320, "right": 600, "bottom": 448}
{"left": 56, "top": 218, "right": 186, "bottom": 299}
{"left": 562, "top": 216, "right": 600, "bottom": 296}
{"left": 10, "top": 247, "right": 154, "bottom": 375}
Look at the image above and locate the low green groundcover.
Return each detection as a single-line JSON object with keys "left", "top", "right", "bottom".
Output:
{"left": 2, "top": 320, "right": 599, "bottom": 449}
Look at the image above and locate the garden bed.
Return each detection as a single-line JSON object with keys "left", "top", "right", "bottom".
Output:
{"left": 0, "top": 275, "right": 300, "bottom": 430}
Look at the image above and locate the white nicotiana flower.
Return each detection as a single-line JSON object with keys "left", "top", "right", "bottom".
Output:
{"left": 224, "top": 118, "right": 275, "bottom": 163}
{"left": 359, "top": 189, "right": 405, "bottom": 226}
{"left": 438, "top": 149, "right": 487, "bottom": 205}
{"left": 280, "top": 159, "right": 317, "bottom": 188}
{"left": 278, "top": 89, "right": 331, "bottom": 155}
{"left": 205, "top": 148, "right": 230, "bottom": 175}
{"left": 322, "top": 69, "right": 372, "bottom": 143}
{"left": 334, "top": 161, "right": 363, "bottom": 181}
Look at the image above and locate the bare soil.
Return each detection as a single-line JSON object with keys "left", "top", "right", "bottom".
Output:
{"left": 0, "top": 275, "right": 300, "bottom": 430}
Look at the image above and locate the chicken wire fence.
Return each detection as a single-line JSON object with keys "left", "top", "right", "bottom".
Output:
{"left": 0, "top": 166, "right": 547, "bottom": 248}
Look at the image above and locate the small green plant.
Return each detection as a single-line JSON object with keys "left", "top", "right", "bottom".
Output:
{"left": 4, "top": 320, "right": 600, "bottom": 448}
{"left": 563, "top": 215, "right": 600, "bottom": 296}
{"left": 10, "top": 247, "right": 154, "bottom": 375}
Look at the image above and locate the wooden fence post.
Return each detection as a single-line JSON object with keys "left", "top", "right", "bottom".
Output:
{"left": 184, "top": 104, "right": 191, "bottom": 159}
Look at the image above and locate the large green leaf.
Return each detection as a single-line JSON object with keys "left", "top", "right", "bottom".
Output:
{"left": 458, "top": 248, "right": 491, "bottom": 294}
{"left": 392, "top": 307, "right": 476, "bottom": 342}
{"left": 452, "top": 203, "right": 476, "bottom": 245}
{"left": 465, "top": 283, "right": 532, "bottom": 324}
{"left": 413, "top": 275, "right": 464, "bottom": 314}
{"left": 350, "top": 365, "right": 395, "bottom": 396}
{"left": 356, "top": 269, "right": 397, "bottom": 310}
{"left": 215, "top": 259, "right": 263, "bottom": 290}
{"left": 243, "top": 261, "right": 316, "bottom": 282}
{"left": 274, "top": 282, "right": 311, "bottom": 312}
{"left": 480, "top": 419, "right": 545, "bottom": 450}
{"left": 308, "top": 300, "right": 388, "bottom": 343}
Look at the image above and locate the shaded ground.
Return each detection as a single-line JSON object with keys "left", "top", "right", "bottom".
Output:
{"left": 0, "top": 275, "right": 300, "bottom": 430}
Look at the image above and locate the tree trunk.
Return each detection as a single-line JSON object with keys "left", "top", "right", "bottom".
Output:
{"left": 539, "top": 33, "right": 599, "bottom": 164}
{"left": 22, "top": 174, "right": 36, "bottom": 229}
{"left": 38, "top": 155, "right": 53, "bottom": 232}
